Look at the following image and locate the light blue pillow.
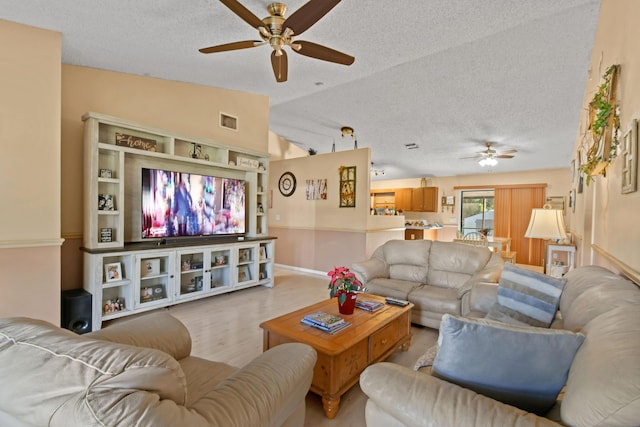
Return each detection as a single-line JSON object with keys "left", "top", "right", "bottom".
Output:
{"left": 486, "top": 263, "right": 566, "bottom": 327}
{"left": 432, "top": 314, "right": 584, "bottom": 415}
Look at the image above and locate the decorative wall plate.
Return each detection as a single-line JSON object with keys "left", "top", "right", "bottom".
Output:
{"left": 278, "top": 171, "right": 296, "bottom": 197}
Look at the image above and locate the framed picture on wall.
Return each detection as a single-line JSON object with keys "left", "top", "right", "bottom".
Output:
{"left": 339, "top": 166, "right": 356, "bottom": 207}
{"left": 546, "top": 196, "right": 565, "bottom": 214}
{"left": 621, "top": 118, "right": 638, "bottom": 194}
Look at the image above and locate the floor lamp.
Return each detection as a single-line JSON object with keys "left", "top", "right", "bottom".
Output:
{"left": 524, "top": 206, "right": 567, "bottom": 273}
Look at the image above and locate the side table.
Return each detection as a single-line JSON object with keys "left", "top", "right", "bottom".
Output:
{"left": 546, "top": 243, "right": 576, "bottom": 277}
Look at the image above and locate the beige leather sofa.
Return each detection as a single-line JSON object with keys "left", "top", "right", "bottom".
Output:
{"left": 0, "top": 312, "right": 317, "bottom": 427}
{"left": 351, "top": 240, "right": 504, "bottom": 328}
{"left": 360, "top": 265, "right": 640, "bottom": 426}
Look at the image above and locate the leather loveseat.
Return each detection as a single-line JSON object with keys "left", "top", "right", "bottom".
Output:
{"left": 360, "top": 265, "right": 640, "bottom": 426}
{"left": 351, "top": 240, "right": 504, "bottom": 328}
{"left": 0, "top": 312, "right": 317, "bottom": 427}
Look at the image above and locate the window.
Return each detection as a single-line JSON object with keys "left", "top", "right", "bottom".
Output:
{"left": 460, "top": 190, "right": 494, "bottom": 236}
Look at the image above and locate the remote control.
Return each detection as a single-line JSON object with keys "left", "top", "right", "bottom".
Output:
{"left": 385, "top": 297, "right": 410, "bottom": 307}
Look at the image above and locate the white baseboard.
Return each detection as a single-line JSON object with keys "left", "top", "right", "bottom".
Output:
{"left": 274, "top": 263, "right": 326, "bottom": 277}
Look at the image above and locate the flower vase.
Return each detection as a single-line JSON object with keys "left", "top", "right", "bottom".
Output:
{"left": 338, "top": 292, "right": 357, "bottom": 315}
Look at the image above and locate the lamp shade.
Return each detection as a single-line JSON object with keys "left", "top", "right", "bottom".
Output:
{"left": 524, "top": 208, "right": 567, "bottom": 241}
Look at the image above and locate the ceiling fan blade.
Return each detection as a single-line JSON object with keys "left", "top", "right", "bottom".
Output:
{"left": 283, "top": 0, "right": 341, "bottom": 36}
{"left": 199, "top": 40, "right": 262, "bottom": 54}
{"left": 293, "top": 41, "right": 354, "bottom": 65}
{"left": 219, "top": 0, "right": 265, "bottom": 29}
{"left": 460, "top": 155, "right": 482, "bottom": 160}
{"left": 499, "top": 149, "right": 518, "bottom": 155}
{"left": 495, "top": 155, "right": 515, "bottom": 159}
{"left": 271, "top": 50, "right": 288, "bottom": 82}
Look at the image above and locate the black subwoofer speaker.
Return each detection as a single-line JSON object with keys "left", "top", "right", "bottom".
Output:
{"left": 61, "top": 289, "right": 92, "bottom": 334}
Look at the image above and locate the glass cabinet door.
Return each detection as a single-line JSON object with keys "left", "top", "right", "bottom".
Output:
{"left": 236, "top": 244, "right": 258, "bottom": 288}
{"left": 135, "top": 252, "right": 173, "bottom": 309}
{"left": 210, "top": 247, "right": 232, "bottom": 292}
{"left": 176, "top": 249, "right": 207, "bottom": 300}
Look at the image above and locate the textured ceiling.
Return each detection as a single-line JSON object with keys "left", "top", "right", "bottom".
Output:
{"left": 1, "top": 0, "right": 601, "bottom": 180}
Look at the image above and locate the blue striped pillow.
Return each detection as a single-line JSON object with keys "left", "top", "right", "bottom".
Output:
{"left": 486, "top": 264, "right": 566, "bottom": 327}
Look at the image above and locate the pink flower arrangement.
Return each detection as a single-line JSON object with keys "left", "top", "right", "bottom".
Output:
{"left": 328, "top": 266, "right": 362, "bottom": 304}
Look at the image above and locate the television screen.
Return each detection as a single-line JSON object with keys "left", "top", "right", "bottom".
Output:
{"left": 141, "top": 168, "right": 245, "bottom": 238}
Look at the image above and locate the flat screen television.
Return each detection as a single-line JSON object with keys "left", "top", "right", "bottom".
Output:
{"left": 141, "top": 168, "right": 245, "bottom": 239}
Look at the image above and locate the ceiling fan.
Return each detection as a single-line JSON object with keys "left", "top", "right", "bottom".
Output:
{"left": 461, "top": 142, "right": 517, "bottom": 167}
{"left": 199, "top": 0, "right": 355, "bottom": 82}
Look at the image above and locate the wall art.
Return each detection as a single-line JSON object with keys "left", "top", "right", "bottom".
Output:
{"left": 306, "top": 179, "right": 327, "bottom": 200}
{"left": 339, "top": 166, "right": 356, "bottom": 207}
{"left": 621, "top": 118, "right": 638, "bottom": 194}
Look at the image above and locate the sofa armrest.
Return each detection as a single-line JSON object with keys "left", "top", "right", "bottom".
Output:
{"left": 52, "top": 342, "right": 317, "bottom": 427}
{"left": 351, "top": 258, "right": 388, "bottom": 284}
{"left": 87, "top": 312, "right": 192, "bottom": 360}
{"left": 461, "top": 281, "right": 499, "bottom": 316}
{"left": 456, "top": 252, "right": 503, "bottom": 299}
{"left": 190, "top": 343, "right": 317, "bottom": 427}
{"left": 476, "top": 251, "right": 504, "bottom": 282}
{"left": 360, "top": 362, "right": 559, "bottom": 427}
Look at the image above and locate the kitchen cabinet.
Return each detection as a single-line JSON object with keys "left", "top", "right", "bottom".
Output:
{"left": 405, "top": 227, "right": 438, "bottom": 241}
{"left": 394, "top": 188, "right": 413, "bottom": 211}
{"left": 411, "top": 187, "right": 438, "bottom": 212}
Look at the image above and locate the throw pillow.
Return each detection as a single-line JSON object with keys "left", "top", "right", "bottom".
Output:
{"left": 413, "top": 344, "right": 438, "bottom": 371}
{"left": 432, "top": 314, "right": 585, "bottom": 415}
{"left": 486, "top": 263, "right": 566, "bottom": 327}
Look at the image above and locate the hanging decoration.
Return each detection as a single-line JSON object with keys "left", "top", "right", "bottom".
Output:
{"left": 579, "top": 64, "right": 621, "bottom": 184}
{"left": 338, "top": 166, "right": 356, "bottom": 207}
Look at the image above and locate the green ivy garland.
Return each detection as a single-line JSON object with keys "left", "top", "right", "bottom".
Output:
{"left": 579, "top": 64, "right": 620, "bottom": 184}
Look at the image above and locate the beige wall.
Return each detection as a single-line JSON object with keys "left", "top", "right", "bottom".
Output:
{"left": 269, "top": 148, "right": 406, "bottom": 271}
{"left": 373, "top": 168, "right": 571, "bottom": 228}
{"left": 269, "top": 148, "right": 372, "bottom": 230}
{"left": 268, "top": 130, "right": 308, "bottom": 160}
{"left": 59, "top": 65, "right": 271, "bottom": 289}
{"left": 0, "top": 20, "right": 62, "bottom": 324}
{"left": 568, "top": 0, "right": 640, "bottom": 281}
{"left": 61, "top": 65, "right": 270, "bottom": 237}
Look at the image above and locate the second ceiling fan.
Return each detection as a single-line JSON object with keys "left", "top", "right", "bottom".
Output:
{"left": 199, "top": 0, "right": 355, "bottom": 82}
{"left": 461, "top": 142, "right": 518, "bottom": 167}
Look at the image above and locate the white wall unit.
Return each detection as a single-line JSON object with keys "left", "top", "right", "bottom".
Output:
{"left": 82, "top": 112, "right": 274, "bottom": 330}
{"left": 258, "top": 240, "right": 275, "bottom": 285}
{"left": 84, "top": 241, "right": 274, "bottom": 330}
{"left": 82, "top": 112, "right": 269, "bottom": 249}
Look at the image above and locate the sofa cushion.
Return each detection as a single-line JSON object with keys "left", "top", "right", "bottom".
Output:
{"left": 559, "top": 266, "right": 640, "bottom": 331}
{"left": 486, "top": 263, "right": 565, "bottom": 328}
{"left": 408, "top": 285, "right": 460, "bottom": 315}
{"left": 389, "top": 264, "right": 428, "bottom": 283}
{"left": 382, "top": 239, "right": 431, "bottom": 266}
{"left": 0, "top": 317, "right": 187, "bottom": 426}
{"left": 561, "top": 304, "right": 640, "bottom": 427}
{"left": 432, "top": 314, "right": 584, "bottom": 415}
{"left": 366, "top": 278, "right": 420, "bottom": 300}
{"left": 179, "top": 356, "right": 238, "bottom": 408}
{"left": 426, "top": 242, "right": 492, "bottom": 289}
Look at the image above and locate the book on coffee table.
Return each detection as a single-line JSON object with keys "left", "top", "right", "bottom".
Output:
{"left": 355, "top": 299, "right": 385, "bottom": 312}
{"left": 301, "top": 311, "right": 351, "bottom": 334}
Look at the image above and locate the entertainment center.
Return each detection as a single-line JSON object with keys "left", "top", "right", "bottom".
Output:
{"left": 81, "top": 112, "right": 274, "bottom": 330}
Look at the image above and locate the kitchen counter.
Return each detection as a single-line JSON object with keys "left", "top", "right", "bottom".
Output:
{"left": 405, "top": 226, "right": 441, "bottom": 241}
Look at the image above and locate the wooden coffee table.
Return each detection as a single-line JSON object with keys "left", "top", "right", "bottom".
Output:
{"left": 260, "top": 293, "right": 413, "bottom": 418}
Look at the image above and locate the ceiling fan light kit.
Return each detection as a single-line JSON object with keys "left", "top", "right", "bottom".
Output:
{"left": 479, "top": 157, "right": 498, "bottom": 167}
{"left": 200, "top": 0, "right": 354, "bottom": 82}
{"left": 460, "top": 142, "right": 517, "bottom": 167}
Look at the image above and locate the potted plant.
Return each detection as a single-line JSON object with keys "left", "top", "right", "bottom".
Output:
{"left": 328, "top": 266, "right": 362, "bottom": 314}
